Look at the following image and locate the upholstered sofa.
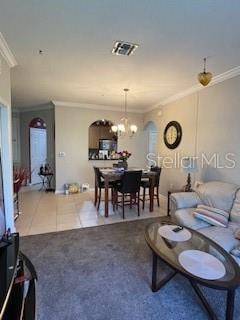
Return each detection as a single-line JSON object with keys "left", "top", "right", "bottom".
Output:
{"left": 170, "top": 181, "right": 240, "bottom": 264}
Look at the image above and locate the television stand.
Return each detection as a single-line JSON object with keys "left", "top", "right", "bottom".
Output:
{"left": 0, "top": 233, "right": 37, "bottom": 320}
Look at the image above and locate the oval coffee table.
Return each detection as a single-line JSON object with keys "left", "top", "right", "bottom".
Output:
{"left": 145, "top": 221, "right": 240, "bottom": 320}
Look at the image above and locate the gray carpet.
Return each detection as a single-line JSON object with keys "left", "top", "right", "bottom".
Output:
{"left": 20, "top": 218, "right": 240, "bottom": 320}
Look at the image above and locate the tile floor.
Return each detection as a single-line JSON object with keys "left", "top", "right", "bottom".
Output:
{"left": 15, "top": 189, "right": 167, "bottom": 236}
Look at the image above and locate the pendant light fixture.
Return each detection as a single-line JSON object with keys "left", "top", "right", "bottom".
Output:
{"left": 198, "top": 57, "right": 213, "bottom": 86}
{"left": 111, "top": 88, "right": 138, "bottom": 137}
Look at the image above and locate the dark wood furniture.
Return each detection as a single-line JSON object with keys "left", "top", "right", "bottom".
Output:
{"left": 114, "top": 170, "right": 142, "bottom": 219}
{"left": 97, "top": 168, "right": 156, "bottom": 217}
{"left": 93, "top": 166, "right": 115, "bottom": 210}
{"left": 0, "top": 233, "right": 37, "bottom": 319}
{"left": 38, "top": 172, "right": 54, "bottom": 191}
{"left": 140, "top": 166, "right": 161, "bottom": 210}
{"left": 13, "top": 168, "right": 27, "bottom": 220}
{"left": 145, "top": 221, "right": 240, "bottom": 320}
{"left": 13, "top": 178, "right": 22, "bottom": 220}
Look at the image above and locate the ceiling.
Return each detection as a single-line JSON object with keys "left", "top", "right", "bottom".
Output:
{"left": 0, "top": 0, "right": 240, "bottom": 110}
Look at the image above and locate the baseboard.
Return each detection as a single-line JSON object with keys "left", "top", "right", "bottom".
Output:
{"left": 55, "top": 189, "right": 93, "bottom": 194}
{"left": 55, "top": 190, "right": 64, "bottom": 194}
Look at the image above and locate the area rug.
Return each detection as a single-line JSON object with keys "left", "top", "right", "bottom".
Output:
{"left": 20, "top": 218, "right": 240, "bottom": 320}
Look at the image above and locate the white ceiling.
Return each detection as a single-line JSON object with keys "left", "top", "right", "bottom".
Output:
{"left": 0, "top": 0, "right": 240, "bottom": 110}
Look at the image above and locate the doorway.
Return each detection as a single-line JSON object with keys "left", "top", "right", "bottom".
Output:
{"left": 29, "top": 118, "right": 47, "bottom": 184}
{"left": 144, "top": 121, "right": 158, "bottom": 167}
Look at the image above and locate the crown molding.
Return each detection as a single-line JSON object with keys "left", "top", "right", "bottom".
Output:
{"left": 0, "top": 32, "right": 17, "bottom": 68}
{"left": 145, "top": 103, "right": 164, "bottom": 113}
{"left": 146, "top": 65, "right": 240, "bottom": 112}
{"left": 52, "top": 100, "right": 145, "bottom": 114}
{"left": 15, "top": 103, "right": 54, "bottom": 113}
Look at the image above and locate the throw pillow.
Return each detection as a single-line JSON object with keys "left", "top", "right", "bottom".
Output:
{"left": 234, "top": 228, "right": 240, "bottom": 240}
{"left": 230, "top": 245, "right": 240, "bottom": 258}
{"left": 193, "top": 205, "right": 229, "bottom": 227}
{"left": 230, "top": 188, "right": 240, "bottom": 224}
{"left": 198, "top": 205, "right": 230, "bottom": 218}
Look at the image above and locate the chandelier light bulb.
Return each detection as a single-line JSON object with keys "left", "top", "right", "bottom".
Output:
{"left": 111, "top": 125, "right": 118, "bottom": 133}
{"left": 130, "top": 124, "right": 137, "bottom": 134}
{"left": 118, "top": 124, "right": 126, "bottom": 133}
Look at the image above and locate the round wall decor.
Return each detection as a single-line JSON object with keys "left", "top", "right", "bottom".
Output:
{"left": 163, "top": 121, "right": 182, "bottom": 149}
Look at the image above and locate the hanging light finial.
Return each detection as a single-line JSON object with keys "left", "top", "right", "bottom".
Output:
{"left": 198, "top": 57, "right": 213, "bottom": 86}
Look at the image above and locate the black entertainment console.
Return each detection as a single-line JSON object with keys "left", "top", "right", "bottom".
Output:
{"left": 0, "top": 233, "right": 37, "bottom": 320}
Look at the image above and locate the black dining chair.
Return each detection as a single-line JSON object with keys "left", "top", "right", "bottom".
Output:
{"left": 114, "top": 170, "right": 142, "bottom": 219}
{"left": 140, "top": 166, "right": 162, "bottom": 210}
{"left": 93, "top": 167, "right": 115, "bottom": 210}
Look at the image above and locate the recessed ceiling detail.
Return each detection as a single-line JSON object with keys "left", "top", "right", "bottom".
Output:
{"left": 111, "top": 41, "right": 138, "bottom": 56}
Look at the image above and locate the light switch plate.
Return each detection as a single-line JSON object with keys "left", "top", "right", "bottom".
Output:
{"left": 58, "top": 152, "right": 66, "bottom": 157}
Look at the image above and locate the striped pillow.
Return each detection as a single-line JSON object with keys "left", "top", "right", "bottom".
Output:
{"left": 234, "top": 228, "right": 240, "bottom": 240}
{"left": 193, "top": 205, "right": 229, "bottom": 227}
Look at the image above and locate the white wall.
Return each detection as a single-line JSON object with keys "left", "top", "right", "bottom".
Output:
{"left": 144, "top": 75, "right": 240, "bottom": 196}
{"left": 0, "top": 54, "right": 14, "bottom": 231}
{"left": 55, "top": 105, "right": 147, "bottom": 191}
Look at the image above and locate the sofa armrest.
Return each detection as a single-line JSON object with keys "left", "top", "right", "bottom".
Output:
{"left": 170, "top": 192, "right": 202, "bottom": 213}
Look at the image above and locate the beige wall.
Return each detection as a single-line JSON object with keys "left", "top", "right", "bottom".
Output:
{"left": 144, "top": 75, "right": 240, "bottom": 196}
{"left": 0, "top": 52, "right": 14, "bottom": 231}
{"left": 0, "top": 56, "right": 11, "bottom": 106}
{"left": 55, "top": 105, "right": 147, "bottom": 191}
{"left": 19, "top": 106, "right": 55, "bottom": 184}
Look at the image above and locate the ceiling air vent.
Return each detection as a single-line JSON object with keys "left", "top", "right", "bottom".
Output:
{"left": 112, "top": 41, "right": 139, "bottom": 56}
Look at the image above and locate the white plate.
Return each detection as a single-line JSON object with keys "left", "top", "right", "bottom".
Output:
{"left": 158, "top": 225, "right": 192, "bottom": 242}
{"left": 178, "top": 250, "right": 226, "bottom": 280}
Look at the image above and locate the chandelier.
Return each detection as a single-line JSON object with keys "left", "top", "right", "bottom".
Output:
{"left": 111, "top": 88, "right": 138, "bottom": 137}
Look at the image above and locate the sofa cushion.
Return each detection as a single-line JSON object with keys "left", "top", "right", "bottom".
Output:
{"left": 230, "top": 188, "right": 240, "bottom": 224}
{"left": 196, "top": 181, "right": 239, "bottom": 213}
{"left": 198, "top": 222, "right": 240, "bottom": 252}
{"left": 172, "top": 208, "right": 210, "bottom": 230}
{"left": 193, "top": 206, "right": 229, "bottom": 227}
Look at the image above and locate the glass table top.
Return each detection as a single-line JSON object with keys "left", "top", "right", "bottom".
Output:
{"left": 145, "top": 221, "right": 240, "bottom": 289}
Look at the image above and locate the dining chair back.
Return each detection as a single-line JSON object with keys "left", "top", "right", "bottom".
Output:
{"left": 94, "top": 166, "right": 102, "bottom": 188}
{"left": 119, "top": 170, "right": 142, "bottom": 194}
{"left": 93, "top": 166, "right": 115, "bottom": 210}
{"left": 114, "top": 170, "right": 142, "bottom": 219}
{"left": 151, "top": 166, "right": 162, "bottom": 187}
{"left": 140, "top": 166, "right": 162, "bottom": 210}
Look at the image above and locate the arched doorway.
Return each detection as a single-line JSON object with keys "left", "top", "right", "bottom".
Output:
{"left": 88, "top": 119, "right": 118, "bottom": 160}
{"left": 144, "top": 121, "right": 157, "bottom": 153}
{"left": 144, "top": 121, "right": 158, "bottom": 167}
{"left": 29, "top": 118, "right": 47, "bottom": 184}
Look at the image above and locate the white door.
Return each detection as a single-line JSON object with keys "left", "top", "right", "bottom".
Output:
{"left": 30, "top": 128, "right": 47, "bottom": 184}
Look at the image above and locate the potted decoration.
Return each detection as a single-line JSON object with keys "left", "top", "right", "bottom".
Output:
{"left": 117, "top": 150, "right": 132, "bottom": 170}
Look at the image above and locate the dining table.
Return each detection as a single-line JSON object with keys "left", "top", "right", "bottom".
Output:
{"left": 95, "top": 167, "right": 157, "bottom": 217}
